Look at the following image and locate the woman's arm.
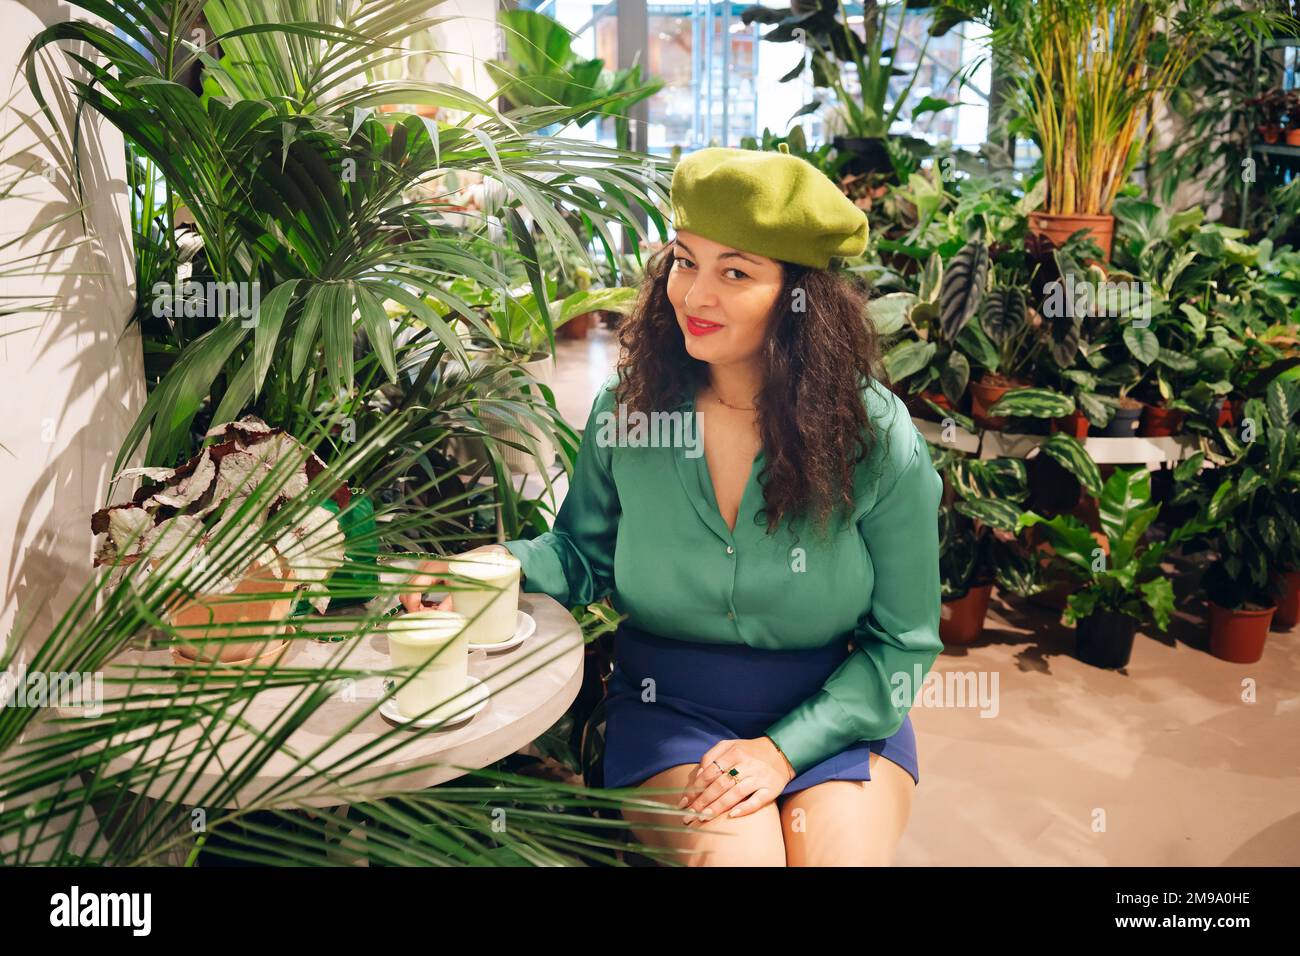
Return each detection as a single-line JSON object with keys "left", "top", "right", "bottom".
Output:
{"left": 501, "top": 373, "right": 622, "bottom": 607}
{"left": 762, "top": 407, "right": 944, "bottom": 775}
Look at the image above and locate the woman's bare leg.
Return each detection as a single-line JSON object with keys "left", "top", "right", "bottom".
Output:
{"left": 617, "top": 763, "right": 787, "bottom": 866}
{"left": 777, "top": 751, "right": 915, "bottom": 866}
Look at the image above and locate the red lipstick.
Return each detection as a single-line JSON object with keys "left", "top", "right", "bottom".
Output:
{"left": 686, "top": 315, "right": 724, "bottom": 336}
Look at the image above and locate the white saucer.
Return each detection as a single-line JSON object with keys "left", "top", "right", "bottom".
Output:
{"left": 468, "top": 610, "right": 536, "bottom": 652}
{"left": 379, "top": 675, "right": 490, "bottom": 727}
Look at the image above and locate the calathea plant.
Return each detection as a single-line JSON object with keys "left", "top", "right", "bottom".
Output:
{"left": 1177, "top": 379, "right": 1300, "bottom": 610}
{"left": 933, "top": 432, "right": 1101, "bottom": 599}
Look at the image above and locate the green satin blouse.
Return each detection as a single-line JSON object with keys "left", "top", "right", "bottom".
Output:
{"left": 502, "top": 372, "right": 944, "bottom": 776}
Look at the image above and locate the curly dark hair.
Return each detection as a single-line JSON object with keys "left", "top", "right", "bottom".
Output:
{"left": 614, "top": 241, "right": 889, "bottom": 538}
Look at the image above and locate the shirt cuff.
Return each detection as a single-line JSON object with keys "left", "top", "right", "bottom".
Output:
{"left": 502, "top": 535, "right": 566, "bottom": 604}
{"left": 763, "top": 691, "right": 863, "bottom": 777}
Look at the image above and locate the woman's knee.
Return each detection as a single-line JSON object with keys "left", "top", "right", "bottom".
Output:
{"left": 617, "top": 764, "right": 787, "bottom": 866}
{"left": 779, "top": 755, "right": 915, "bottom": 866}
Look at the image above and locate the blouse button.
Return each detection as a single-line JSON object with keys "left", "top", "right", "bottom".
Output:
{"left": 726, "top": 545, "right": 734, "bottom": 555}
{"left": 726, "top": 611, "right": 736, "bottom": 621}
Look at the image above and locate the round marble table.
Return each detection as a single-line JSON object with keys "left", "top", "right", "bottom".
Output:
{"left": 67, "top": 593, "right": 585, "bottom": 811}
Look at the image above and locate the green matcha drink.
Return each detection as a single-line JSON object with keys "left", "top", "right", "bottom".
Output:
{"left": 447, "top": 551, "right": 521, "bottom": 645}
{"left": 385, "top": 610, "right": 470, "bottom": 720}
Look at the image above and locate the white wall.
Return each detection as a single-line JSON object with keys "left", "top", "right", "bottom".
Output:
{"left": 0, "top": 0, "right": 142, "bottom": 659}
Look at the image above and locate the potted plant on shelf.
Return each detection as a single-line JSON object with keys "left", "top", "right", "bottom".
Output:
{"left": 873, "top": 252, "right": 974, "bottom": 418}
{"left": 948, "top": 0, "right": 1282, "bottom": 261}
{"left": 1247, "top": 87, "right": 1289, "bottom": 145}
{"left": 964, "top": 228, "right": 1097, "bottom": 432}
{"left": 92, "top": 417, "right": 349, "bottom": 665}
{"left": 1016, "top": 467, "right": 1175, "bottom": 669}
{"left": 1284, "top": 90, "right": 1300, "bottom": 147}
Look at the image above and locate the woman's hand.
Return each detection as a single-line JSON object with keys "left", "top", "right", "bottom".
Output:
{"left": 397, "top": 544, "right": 512, "bottom": 613}
{"left": 676, "top": 736, "right": 797, "bottom": 825}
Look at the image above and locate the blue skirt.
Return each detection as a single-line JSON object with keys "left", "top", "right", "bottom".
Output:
{"left": 601, "top": 624, "right": 919, "bottom": 796}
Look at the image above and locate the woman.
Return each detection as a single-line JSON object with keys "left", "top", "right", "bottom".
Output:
{"left": 402, "top": 145, "right": 944, "bottom": 866}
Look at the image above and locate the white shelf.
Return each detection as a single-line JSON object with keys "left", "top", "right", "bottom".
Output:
{"left": 912, "top": 416, "right": 1200, "bottom": 467}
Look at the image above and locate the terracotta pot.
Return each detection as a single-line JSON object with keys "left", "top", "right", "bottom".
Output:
{"left": 1259, "top": 125, "right": 1282, "bottom": 145}
{"left": 1028, "top": 211, "right": 1115, "bottom": 262}
{"left": 940, "top": 583, "right": 993, "bottom": 645}
{"left": 1140, "top": 402, "right": 1187, "bottom": 437}
{"left": 1050, "top": 409, "right": 1090, "bottom": 438}
{"left": 1214, "top": 397, "right": 1243, "bottom": 428}
{"left": 969, "top": 376, "right": 1025, "bottom": 430}
{"left": 1207, "top": 601, "right": 1275, "bottom": 663}
{"left": 168, "top": 558, "right": 298, "bottom": 663}
{"left": 558, "top": 312, "right": 595, "bottom": 340}
{"left": 1272, "top": 569, "right": 1300, "bottom": 628}
{"left": 910, "top": 389, "right": 953, "bottom": 422}
{"left": 1287, "top": 128, "right": 1300, "bottom": 146}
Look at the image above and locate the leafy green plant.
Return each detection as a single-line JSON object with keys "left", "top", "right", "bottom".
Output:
{"left": 1175, "top": 378, "right": 1300, "bottom": 609}
{"left": 943, "top": 0, "right": 1281, "bottom": 216}
{"left": 1016, "top": 467, "right": 1175, "bottom": 629}
{"left": 23, "top": 0, "right": 669, "bottom": 469}
{"left": 1109, "top": 197, "right": 1300, "bottom": 427}
{"left": 486, "top": 8, "right": 663, "bottom": 148}
{"left": 1, "top": 406, "right": 694, "bottom": 867}
{"left": 740, "top": 0, "right": 954, "bottom": 144}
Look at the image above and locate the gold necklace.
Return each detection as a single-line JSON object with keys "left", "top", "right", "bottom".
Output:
{"left": 706, "top": 386, "right": 757, "bottom": 412}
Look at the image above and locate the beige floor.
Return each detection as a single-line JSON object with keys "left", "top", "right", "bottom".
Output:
{"left": 543, "top": 325, "right": 1300, "bottom": 867}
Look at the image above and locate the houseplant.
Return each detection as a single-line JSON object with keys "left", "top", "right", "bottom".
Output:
{"left": 486, "top": 7, "right": 663, "bottom": 148}
{"left": 1178, "top": 379, "right": 1300, "bottom": 661}
{"left": 92, "top": 417, "right": 349, "bottom": 664}
{"left": 5, "top": 402, "right": 659, "bottom": 866}
{"left": 1247, "top": 87, "right": 1290, "bottom": 145}
{"left": 425, "top": 275, "right": 637, "bottom": 474}
{"left": 1017, "top": 467, "right": 1175, "bottom": 668}
{"left": 740, "top": 0, "right": 954, "bottom": 181}
{"left": 947, "top": 0, "right": 1281, "bottom": 260}
{"left": 935, "top": 442, "right": 1097, "bottom": 642}
{"left": 24, "top": 0, "right": 669, "bottom": 470}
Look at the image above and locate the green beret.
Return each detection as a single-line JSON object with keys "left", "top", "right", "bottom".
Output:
{"left": 669, "top": 143, "right": 869, "bottom": 270}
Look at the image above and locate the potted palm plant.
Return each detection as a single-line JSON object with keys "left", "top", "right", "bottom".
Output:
{"left": 1017, "top": 467, "right": 1175, "bottom": 669}
{"left": 947, "top": 0, "right": 1281, "bottom": 261}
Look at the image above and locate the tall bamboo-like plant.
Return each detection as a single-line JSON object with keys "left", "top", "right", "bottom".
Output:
{"left": 941, "top": 0, "right": 1282, "bottom": 215}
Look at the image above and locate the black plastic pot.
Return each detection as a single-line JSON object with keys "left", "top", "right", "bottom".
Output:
{"left": 832, "top": 136, "right": 893, "bottom": 177}
{"left": 1025, "top": 452, "right": 1082, "bottom": 516}
{"left": 1076, "top": 609, "right": 1138, "bottom": 668}
{"left": 1090, "top": 404, "right": 1142, "bottom": 437}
